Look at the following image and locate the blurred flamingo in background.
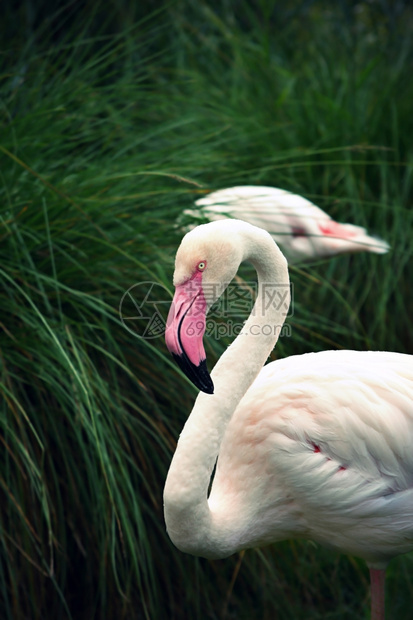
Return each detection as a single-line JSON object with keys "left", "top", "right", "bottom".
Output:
{"left": 164, "top": 219, "right": 412, "bottom": 620}
{"left": 183, "top": 185, "right": 389, "bottom": 263}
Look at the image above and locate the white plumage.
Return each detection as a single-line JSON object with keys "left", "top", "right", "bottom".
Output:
{"left": 210, "top": 350, "right": 413, "bottom": 567}
{"left": 164, "top": 219, "right": 412, "bottom": 619}
{"left": 187, "top": 185, "right": 390, "bottom": 263}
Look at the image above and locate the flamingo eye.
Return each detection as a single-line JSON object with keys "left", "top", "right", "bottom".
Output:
{"left": 197, "top": 261, "right": 206, "bottom": 271}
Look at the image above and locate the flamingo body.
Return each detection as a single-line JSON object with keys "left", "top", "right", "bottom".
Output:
{"left": 210, "top": 350, "right": 413, "bottom": 567}
{"left": 188, "top": 185, "right": 390, "bottom": 263}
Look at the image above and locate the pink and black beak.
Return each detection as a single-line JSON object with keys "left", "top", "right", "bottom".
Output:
{"left": 165, "top": 273, "right": 214, "bottom": 394}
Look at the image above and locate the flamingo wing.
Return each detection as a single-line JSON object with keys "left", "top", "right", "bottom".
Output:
{"left": 192, "top": 186, "right": 389, "bottom": 262}
{"left": 209, "top": 350, "right": 413, "bottom": 564}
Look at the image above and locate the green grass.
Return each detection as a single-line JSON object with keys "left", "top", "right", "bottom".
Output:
{"left": 0, "top": 1, "right": 412, "bottom": 618}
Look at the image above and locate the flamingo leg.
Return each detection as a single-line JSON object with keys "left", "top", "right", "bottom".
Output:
{"left": 370, "top": 568, "right": 386, "bottom": 620}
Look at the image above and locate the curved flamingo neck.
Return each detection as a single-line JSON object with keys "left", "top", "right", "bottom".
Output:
{"left": 163, "top": 227, "right": 290, "bottom": 558}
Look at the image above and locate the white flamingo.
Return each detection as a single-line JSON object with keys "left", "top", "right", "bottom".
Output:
{"left": 164, "top": 219, "right": 413, "bottom": 620}
{"left": 186, "top": 185, "right": 390, "bottom": 263}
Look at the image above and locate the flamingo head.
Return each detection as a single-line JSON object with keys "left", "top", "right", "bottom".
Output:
{"left": 165, "top": 220, "right": 246, "bottom": 394}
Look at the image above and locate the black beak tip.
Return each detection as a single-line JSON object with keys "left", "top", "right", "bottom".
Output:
{"left": 172, "top": 353, "right": 214, "bottom": 394}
